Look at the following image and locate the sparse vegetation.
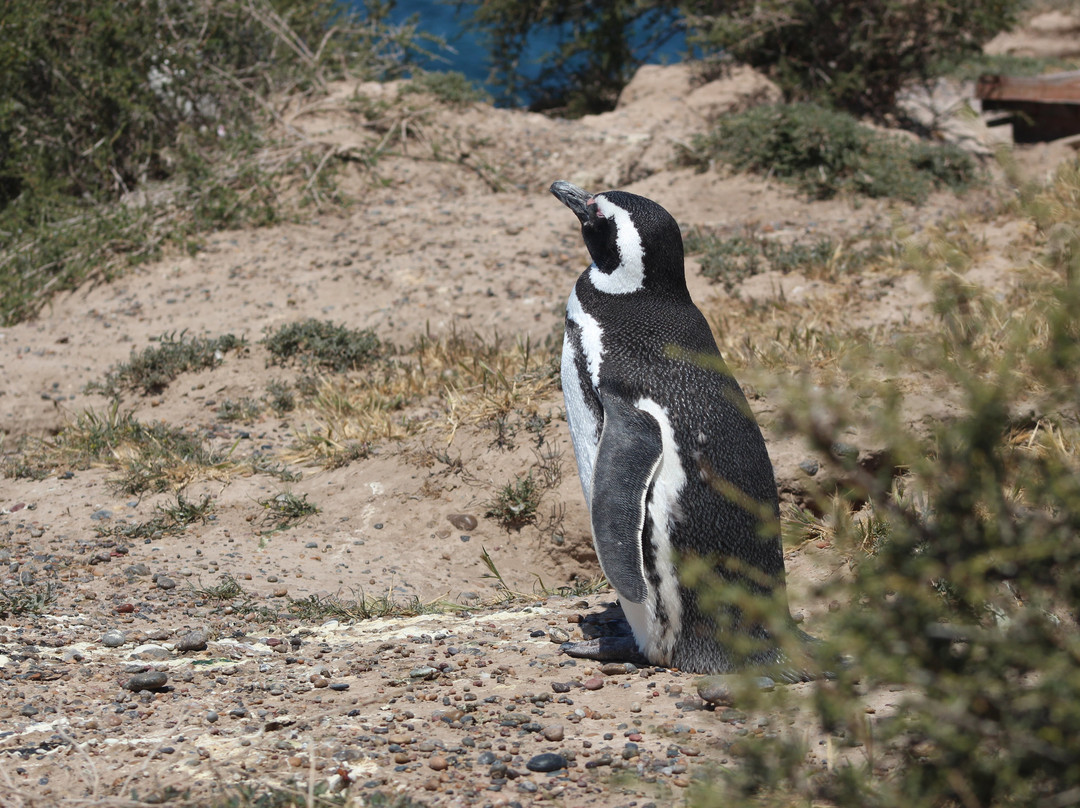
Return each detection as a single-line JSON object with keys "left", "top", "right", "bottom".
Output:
{"left": 0, "top": 0, "right": 433, "bottom": 326}
{"left": 4, "top": 404, "right": 233, "bottom": 494}
{"left": 0, "top": 583, "right": 56, "bottom": 617}
{"left": 685, "top": 226, "right": 896, "bottom": 291}
{"left": 258, "top": 491, "right": 319, "bottom": 529}
{"left": 401, "top": 70, "right": 491, "bottom": 106}
{"left": 681, "top": 103, "right": 980, "bottom": 202}
{"left": 485, "top": 473, "right": 541, "bottom": 530}
{"left": 89, "top": 332, "right": 245, "bottom": 397}
{"left": 263, "top": 319, "right": 381, "bottom": 372}
{"left": 96, "top": 491, "right": 215, "bottom": 540}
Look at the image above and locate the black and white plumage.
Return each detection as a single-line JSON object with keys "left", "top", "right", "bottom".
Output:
{"left": 550, "top": 180, "right": 802, "bottom": 676}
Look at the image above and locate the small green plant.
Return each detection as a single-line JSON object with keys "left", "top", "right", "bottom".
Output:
{"left": 191, "top": 574, "right": 247, "bottom": 601}
{"left": 13, "top": 404, "right": 233, "bottom": 494}
{"left": 0, "top": 583, "right": 56, "bottom": 617}
{"left": 263, "top": 319, "right": 381, "bottom": 372}
{"left": 89, "top": 332, "right": 245, "bottom": 397}
{"left": 265, "top": 380, "right": 296, "bottom": 414}
{"left": 680, "top": 103, "right": 979, "bottom": 202}
{"left": 485, "top": 473, "right": 541, "bottom": 530}
{"left": 258, "top": 491, "right": 319, "bottom": 528}
{"left": 218, "top": 397, "right": 262, "bottom": 422}
{"left": 401, "top": 71, "right": 491, "bottom": 106}
{"left": 98, "top": 492, "right": 215, "bottom": 539}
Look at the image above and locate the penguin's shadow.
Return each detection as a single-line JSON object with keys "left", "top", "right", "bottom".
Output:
{"left": 577, "top": 601, "right": 634, "bottom": 640}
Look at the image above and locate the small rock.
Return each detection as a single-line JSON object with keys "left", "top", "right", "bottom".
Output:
{"left": 583, "top": 676, "right": 604, "bottom": 691}
{"left": 101, "top": 630, "right": 126, "bottom": 648}
{"left": 155, "top": 576, "right": 177, "bottom": 591}
{"left": 526, "top": 753, "right": 567, "bottom": 773}
{"left": 410, "top": 666, "right": 437, "bottom": 680}
{"left": 428, "top": 755, "right": 448, "bottom": 771}
{"left": 19, "top": 704, "right": 39, "bottom": 717}
{"left": 551, "top": 682, "right": 571, "bottom": 694}
{"left": 206, "top": 711, "right": 219, "bottom": 723}
{"left": 600, "top": 662, "right": 636, "bottom": 675}
{"left": 124, "top": 671, "right": 168, "bottom": 692}
{"left": 176, "top": 630, "right": 208, "bottom": 653}
{"left": 130, "top": 644, "right": 171, "bottom": 661}
{"left": 541, "top": 724, "right": 564, "bottom": 742}
{"left": 756, "top": 676, "right": 776, "bottom": 692}
{"left": 798, "top": 458, "right": 820, "bottom": 476}
{"left": 447, "top": 514, "right": 478, "bottom": 531}
{"left": 697, "top": 678, "right": 735, "bottom": 706}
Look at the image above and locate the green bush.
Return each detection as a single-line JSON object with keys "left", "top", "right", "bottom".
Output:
{"left": 681, "top": 103, "right": 980, "bottom": 202}
{"left": 687, "top": 0, "right": 1021, "bottom": 115}
{"left": 262, "top": 318, "right": 381, "bottom": 372}
{"left": 0, "top": 0, "right": 429, "bottom": 325}
{"left": 715, "top": 161, "right": 1080, "bottom": 806}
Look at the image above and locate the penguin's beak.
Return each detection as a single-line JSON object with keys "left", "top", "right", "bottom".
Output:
{"left": 550, "top": 180, "right": 594, "bottom": 226}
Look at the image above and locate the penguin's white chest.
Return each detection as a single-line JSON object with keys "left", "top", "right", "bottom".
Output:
{"left": 562, "top": 286, "right": 604, "bottom": 502}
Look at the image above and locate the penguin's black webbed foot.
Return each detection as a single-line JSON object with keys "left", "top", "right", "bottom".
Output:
{"left": 560, "top": 637, "right": 651, "bottom": 666}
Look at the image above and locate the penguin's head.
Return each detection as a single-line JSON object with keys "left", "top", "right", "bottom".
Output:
{"left": 550, "top": 180, "right": 686, "bottom": 296}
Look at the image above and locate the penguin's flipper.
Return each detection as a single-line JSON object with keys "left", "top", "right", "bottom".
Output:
{"left": 590, "top": 391, "right": 663, "bottom": 605}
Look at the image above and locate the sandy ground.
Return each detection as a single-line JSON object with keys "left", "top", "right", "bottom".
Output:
{"left": 2, "top": 19, "right": 1078, "bottom": 806}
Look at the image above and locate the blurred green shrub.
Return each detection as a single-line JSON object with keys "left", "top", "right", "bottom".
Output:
{"left": 707, "top": 161, "right": 1080, "bottom": 806}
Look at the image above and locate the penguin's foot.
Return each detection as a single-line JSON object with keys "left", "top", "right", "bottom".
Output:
{"left": 560, "top": 637, "right": 651, "bottom": 666}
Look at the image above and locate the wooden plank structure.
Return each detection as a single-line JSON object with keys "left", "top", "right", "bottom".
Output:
{"left": 977, "top": 70, "right": 1080, "bottom": 142}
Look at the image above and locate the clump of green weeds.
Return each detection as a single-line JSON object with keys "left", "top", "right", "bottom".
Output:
{"left": 0, "top": 583, "right": 56, "bottom": 617}
{"left": 218, "top": 397, "right": 262, "bottom": 422}
{"left": 263, "top": 319, "right": 381, "bottom": 372}
{"left": 89, "top": 332, "right": 244, "bottom": 397}
{"left": 485, "top": 473, "right": 541, "bottom": 530}
{"left": 265, "top": 380, "right": 296, "bottom": 414}
{"left": 680, "top": 103, "right": 979, "bottom": 202}
{"left": 97, "top": 492, "right": 215, "bottom": 540}
{"left": 684, "top": 226, "right": 894, "bottom": 291}
{"left": 6, "top": 404, "right": 234, "bottom": 494}
{"left": 258, "top": 491, "right": 319, "bottom": 529}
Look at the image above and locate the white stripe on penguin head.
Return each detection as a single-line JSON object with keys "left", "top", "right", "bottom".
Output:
{"left": 588, "top": 195, "right": 645, "bottom": 295}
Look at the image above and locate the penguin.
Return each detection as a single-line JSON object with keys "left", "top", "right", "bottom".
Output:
{"left": 550, "top": 179, "right": 808, "bottom": 677}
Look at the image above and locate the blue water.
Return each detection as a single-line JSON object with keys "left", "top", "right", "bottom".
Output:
{"left": 349, "top": 0, "right": 686, "bottom": 106}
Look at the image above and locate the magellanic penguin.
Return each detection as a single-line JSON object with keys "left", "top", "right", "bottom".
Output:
{"left": 550, "top": 180, "right": 809, "bottom": 677}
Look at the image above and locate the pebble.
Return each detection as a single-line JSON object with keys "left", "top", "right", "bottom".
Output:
{"left": 155, "top": 576, "right": 177, "bottom": 590}
{"left": 124, "top": 671, "right": 168, "bottom": 692}
{"left": 541, "top": 724, "right": 564, "bottom": 742}
{"left": 176, "top": 630, "right": 208, "bottom": 652}
{"left": 551, "top": 682, "right": 571, "bottom": 693}
{"left": 428, "top": 756, "right": 448, "bottom": 771}
{"left": 583, "top": 676, "right": 604, "bottom": 691}
{"left": 206, "top": 711, "right": 219, "bottom": 723}
{"left": 409, "top": 666, "right": 437, "bottom": 680}
{"left": 798, "top": 458, "right": 820, "bottom": 476}
{"left": 447, "top": 514, "right": 478, "bottom": 531}
{"left": 697, "top": 678, "right": 735, "bottom": 706}
{"left": 102, "top": 630, "right": 126, "bottom": 648}
{"left": 526, "top": 753, "right": 567, "bottom": 773}
{"left": 130, "top": 644, "right": 171, "bottom": 661}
